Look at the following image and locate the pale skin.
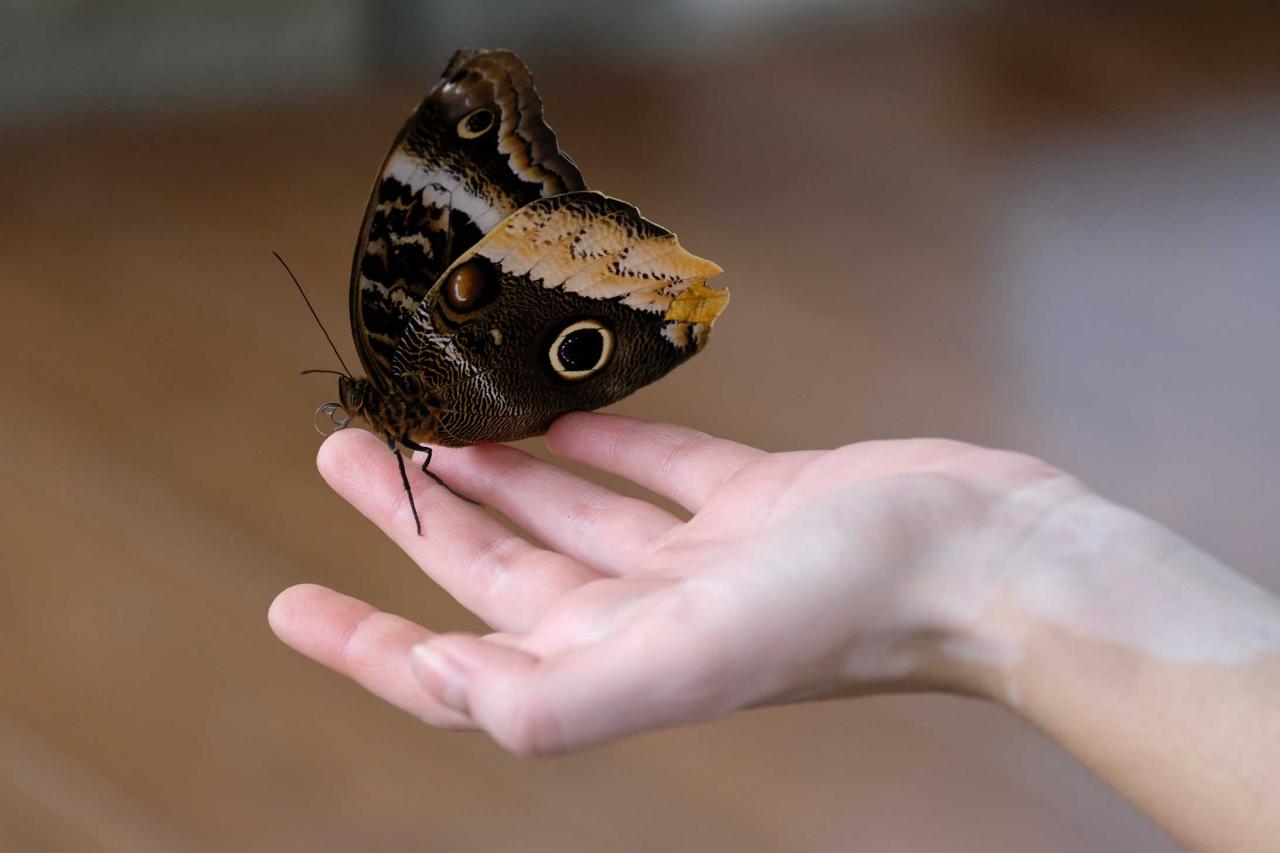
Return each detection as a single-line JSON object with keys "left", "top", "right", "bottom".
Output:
{"left": 269, "top": 413, "right": 1280, "bottom": 852}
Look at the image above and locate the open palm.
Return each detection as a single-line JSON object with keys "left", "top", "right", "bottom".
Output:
{"left": 270, "top": 412, "right": 1064, "bottom": 755}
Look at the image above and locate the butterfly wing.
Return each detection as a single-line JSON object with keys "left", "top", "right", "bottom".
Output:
{"left": 349, "top": 48, "right": 586, "bottom": 387}
{"left": 394, "top": 192, "right": 729, "bottom": 446}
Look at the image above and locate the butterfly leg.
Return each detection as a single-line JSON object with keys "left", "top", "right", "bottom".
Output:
{"left": 387, "top": 435, "right": 423, "bottom": 536}
{"left": 401, "top": 437, "right": 481, "bottom": 506}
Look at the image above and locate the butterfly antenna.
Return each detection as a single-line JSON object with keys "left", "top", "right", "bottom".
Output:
{"left": 273, "top": 250, "right": 353, "bottom": 379}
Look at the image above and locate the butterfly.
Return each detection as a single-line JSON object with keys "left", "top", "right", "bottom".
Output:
{"left": 318, "top": 48, "right": 729, "bottom": 534}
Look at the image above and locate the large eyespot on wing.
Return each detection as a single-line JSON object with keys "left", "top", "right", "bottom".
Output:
{"left": 441, "top": 259, "right": 498, "bottom": 314}
{"left": 456, "top": 108, "right": 496, "bottom": 139}
{"left": 548, "top": 319, "right": 616, "bottom": 381}
{"left": 430, "top": 49, "right": 585, "bottom": 198}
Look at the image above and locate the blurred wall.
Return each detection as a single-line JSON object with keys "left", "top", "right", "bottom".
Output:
{"left": 0, "top": 0, "right": 969, "bottom": 126}
{"left": 0, "top": 0, "right": 367, "bottom": 123}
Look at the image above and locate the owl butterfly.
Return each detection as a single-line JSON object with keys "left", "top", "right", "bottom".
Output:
{"left": 326, "top": 48, "right": 728, "bottom": 534}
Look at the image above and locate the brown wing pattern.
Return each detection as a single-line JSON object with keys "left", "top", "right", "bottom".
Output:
{"left": 395, "top": 192, "right": 726, "bottom": 378}
{"left": 348, "top": 48, "right": 586, "bottom": 387}
{"left": 389, "top": 193, "right": 728, "bottom": 446}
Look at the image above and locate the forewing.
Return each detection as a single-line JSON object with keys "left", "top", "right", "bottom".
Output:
{"left": 349, "top": 48, "right": 586, "bottom": 386}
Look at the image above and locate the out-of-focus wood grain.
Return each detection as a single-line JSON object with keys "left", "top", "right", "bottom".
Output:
{"left": 2, "top": 7, "right": 1277, "bottom": 851}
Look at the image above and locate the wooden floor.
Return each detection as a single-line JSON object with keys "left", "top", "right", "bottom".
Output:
{"left": 2, "top": 7, "right": 1278, "bottom": 851}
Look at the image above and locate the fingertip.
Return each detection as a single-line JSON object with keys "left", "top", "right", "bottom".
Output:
{"left": 317, "top": 430, "right": 417, "bottom": 529}
{"left": 266, "top": 588, "right": 293, "bottom": 637}
{"left": 268, "top": 582, "right": 325, "bottom": 636}
{"left": 316, "top": 428, "right": 382, "bottom": 486}
{"left": 267, "top": 583, "right": 375, "bottom": 655}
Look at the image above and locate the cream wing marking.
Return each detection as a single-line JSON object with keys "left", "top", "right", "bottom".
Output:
{"left": 458, "top": 192, "right": 728, "bottom": 349}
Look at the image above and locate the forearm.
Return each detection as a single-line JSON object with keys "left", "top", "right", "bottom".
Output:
{"left": 976, "top": 497, "right": 1280, "bottom": 852}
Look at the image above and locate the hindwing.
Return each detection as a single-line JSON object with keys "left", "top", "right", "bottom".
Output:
{"left": 389, "top": 192, "right": 729, "bottom": 445}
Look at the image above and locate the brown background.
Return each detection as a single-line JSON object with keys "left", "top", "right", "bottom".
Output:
{"left": 2, "top": 2, "right": 1278, "bottom": 850}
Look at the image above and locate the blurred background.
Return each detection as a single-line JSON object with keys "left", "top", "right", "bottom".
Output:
{"left": 2, "top": 0, "right": 1278, "bottom": 850}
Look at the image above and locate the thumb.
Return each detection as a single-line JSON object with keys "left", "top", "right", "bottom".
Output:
{"left": 411, "top": 589, "right": 748, "bottom": 756}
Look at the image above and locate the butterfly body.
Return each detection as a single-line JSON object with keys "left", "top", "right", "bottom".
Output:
{"left": 336, "top": 48, "right": 728, "bottom": 530}
{"left": 337, "top": 375, "right": 442, "bottom": 446}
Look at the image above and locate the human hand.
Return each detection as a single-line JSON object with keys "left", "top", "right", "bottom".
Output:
{"left": 270, "top": 412, "right": 1280, "bottom": 849}
{"left": 269, "top": 413, "right": 1078, "bottom": 755}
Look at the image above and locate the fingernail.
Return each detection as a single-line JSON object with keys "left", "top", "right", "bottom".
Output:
{"left": 411, "top": 644, "right": 469, "bottom": 714}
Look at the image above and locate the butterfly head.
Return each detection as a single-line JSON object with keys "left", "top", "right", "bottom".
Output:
{"left": 337, "top": 374, "right": 364, "bottom": 416}
{"left": 305, "top": 376, "right": 369, "bottom": 436}
{"left": 335, "top": 374, "right": 395, "bottom": 434}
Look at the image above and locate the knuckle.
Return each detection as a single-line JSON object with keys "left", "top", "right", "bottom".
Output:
{"left": 467, "top": 535, "right": 532, "bottom": 598}
{"left": 336, "top": 610, "right": 395, "bottom": 676}
{"left": 565, "top": 492, "right": 610, "bottom": 548}
{"left": 657, "top": 431, "right": 712, "bottom": 481}
{"left": 467, "top": 533, "right": 523, "bottom": 576}
{"left": 386, "top": 481, "right": 419, "bottom": 528}
{"left": 602, "top": 418, "right": 640, "bottom": 465}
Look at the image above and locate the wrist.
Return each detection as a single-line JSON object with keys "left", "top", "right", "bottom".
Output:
{"left": 903, "top": 473, "right": 1109, "bottom": 704}
{"left": 943, "top": 481, "right": 1280, "bottom": 709}
{"left": 942, "top": 488, "right": 1280, "bottom": 853}
{"left": 823, "top": 466, "right": 1095, "bottom": 701}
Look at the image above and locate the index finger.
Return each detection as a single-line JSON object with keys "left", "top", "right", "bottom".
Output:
{"left": 545, "top": 413, "right": 763, "bottom": 513}
{"left": 318, "top": 429, "right": 601, "bottom": 633}
{"left": 268, "top": 583, "right": 474, "bottom": 729}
